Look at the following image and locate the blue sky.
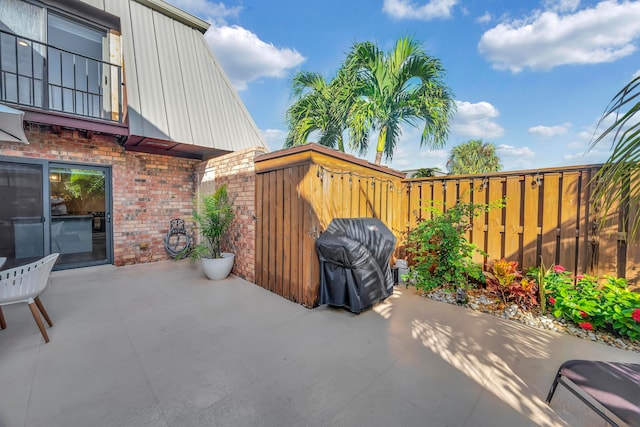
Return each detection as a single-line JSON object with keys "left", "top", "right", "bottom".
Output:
{"left": 168, "top": 0, "right": 640, "bottom": 172}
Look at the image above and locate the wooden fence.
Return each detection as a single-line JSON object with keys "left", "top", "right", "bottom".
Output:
{"left": 404, "top": 166, "right": 639, "bottom": 283}
{"left": 254, "top": 144, "right": 639, "bottom": 307}
{"left": 254, "top": 144, "right": 404, "bottom": 307}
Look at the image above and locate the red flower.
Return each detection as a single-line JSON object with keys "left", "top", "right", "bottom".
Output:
{"left": 576, "top": 274, "right": 585, "bottom": 280}
{"left": 632, "top": 309, "right": 640, "bottom": 322}
{"left": 549, "top": 297, "right": 556, "bottom": 305}
{"left": 579, "top": 322, "right": 594, "bottom": 331}
{"left": 553, "top": 265, "right": 565, "bottom": 273}
{"left": 580, "top": 311, "right": 588, "bottom": 318}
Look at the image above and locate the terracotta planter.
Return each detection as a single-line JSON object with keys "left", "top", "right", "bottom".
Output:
{"left": 201, "top": 252, "right": 234, "bottom": 280}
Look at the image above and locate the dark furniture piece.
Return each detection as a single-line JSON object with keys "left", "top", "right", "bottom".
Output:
{"left": 546, "top": 359, "right": 640, "bottom": 426}
{"left": 315, "top": 218, "right": 396, "bottom": 314}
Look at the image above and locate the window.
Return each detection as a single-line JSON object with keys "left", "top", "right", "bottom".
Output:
{"left": 0, "top": 0, "right": 121, "bottom": 122}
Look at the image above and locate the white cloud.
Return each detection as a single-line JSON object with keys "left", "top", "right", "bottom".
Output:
{"left": 205, "top": 25, "right": 305, "bottom": 90}
{"left": 450, "top": 100, "right": 505, "bottom": 139}
{"left": 167, "top": 0, "right": 241, "bottom": 23}
{"left": 528, "top": 122, "right": 571, "bottom": 137}
{"left": 382, "top": 0, "right": 458, "bottom": 20}
{"left": 478, "top": 1, "right": 640, "bottom": 72}
{"left": 477, "top": 12, "right": 492, "bottom": 23}
{"left": 633, "top": 69, "right": 640, "bottom": 79}
{"left": 261, "top": 129, "right": 287, "bottom": 151}
{"left": 496, "top": 144, "right": 536, "bottom": 169}
{"left": 563, "top": 149, "right": 610, "bottom": 163}
{"left": 496, "top": 144, "right": 536, "bottom": 157}
{"left": 543, "top": 0, "right": 580, "bottom": 13}
{"left": 167, "top": 1, "right": 305, "bottom": 90}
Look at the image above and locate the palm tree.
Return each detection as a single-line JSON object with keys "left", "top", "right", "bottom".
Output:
{"left": 412, "top": 167, "right": 442, "bottom": 177}
{"left": 284, "top": 70, "right": 358, "bottom": 152}
{"left": 446, "top": 139, "right": 502, "bottom": 175}
{"left": 589, "top": 75, "right": 640, "bottom": 237}
{"left": 345, "top": 36, "right": 455, "bottom": 164}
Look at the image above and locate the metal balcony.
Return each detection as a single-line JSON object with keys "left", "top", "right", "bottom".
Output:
{"left": 0, "top": 29, "right": 123, "bottom": 123}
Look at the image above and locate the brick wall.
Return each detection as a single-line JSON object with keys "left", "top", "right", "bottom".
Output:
{"left": 2, "top": 126, "right": 198, "bottom": 265}
{"left": 195, "top": 146, "right": 266, "bottom": 282}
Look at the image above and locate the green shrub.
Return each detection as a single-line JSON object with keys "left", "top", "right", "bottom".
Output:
{"left": 533, "top": 265, "right": 640, "bottom": 341}
{"left": 405, "top": 200, "right": 503, "bottom": 292}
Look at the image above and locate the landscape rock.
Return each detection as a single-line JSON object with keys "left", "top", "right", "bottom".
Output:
{"left": 423, "top": 287, "right": 639, "bottom": 353}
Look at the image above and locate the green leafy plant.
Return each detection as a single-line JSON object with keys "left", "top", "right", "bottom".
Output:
{"left": 405, "top": 200, "right": 503, "bottom": 292}
{"left": 539, "top": 266, "right": 640, "bottom": 341}
{"left": 485, "top": 258, "right": 539, "bottom": 308}
{"left": 182, "top": 185, "right": 234, "bottom": 262}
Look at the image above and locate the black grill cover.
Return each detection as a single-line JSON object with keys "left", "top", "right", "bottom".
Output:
{"left": 316, "top": 218, "right": 396, "bottom": 313}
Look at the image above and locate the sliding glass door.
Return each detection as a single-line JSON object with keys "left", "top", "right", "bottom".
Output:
{"left": 0, "top": 161, "right": 45, "bottom": 267}
{"left": 49, "top": 164, "right": 111, "bottom": 268}
{"left": 0, "top": 159, "right": 112, "bottom": 270}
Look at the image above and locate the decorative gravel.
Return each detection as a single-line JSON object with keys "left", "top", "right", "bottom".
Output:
{"left": 423, "top": 287, "right": 640, "bottom": 353}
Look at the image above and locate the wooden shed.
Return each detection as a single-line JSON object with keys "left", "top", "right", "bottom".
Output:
{"left": 254, "top": 144, "right": 405, "bottom": 308}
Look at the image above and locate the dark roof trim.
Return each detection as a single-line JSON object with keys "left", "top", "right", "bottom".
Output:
{"left": 23, "top": 109, "right": 129, "bottom": 136}
{"left": 255, "top": 143, "right": 407, "bottom": 178}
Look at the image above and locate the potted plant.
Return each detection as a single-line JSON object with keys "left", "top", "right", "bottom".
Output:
{"left": 184, "top": 184, "right": 235, "bottom": 280}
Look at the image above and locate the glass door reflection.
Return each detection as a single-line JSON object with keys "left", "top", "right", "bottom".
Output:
{"left": 49, "top": 166, "right": 108, "bottom": 267}
{"left": 0, "top": 161, "right": 44, "bottom": 269}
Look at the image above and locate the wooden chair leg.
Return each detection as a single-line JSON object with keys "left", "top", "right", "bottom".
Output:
{"left": 34, "top": 296, "right": 53, "bottom": 327}
{"left": 28, "top": 303, "right": 50, "bottom": 343}
{"left": 0, "top": 306, "right": 6, "bottom": 329}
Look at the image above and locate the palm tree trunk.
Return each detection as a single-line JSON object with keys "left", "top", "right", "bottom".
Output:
{"left": 338, "top": 135, "right": 345, "bottom": 152}
{"left": 375, "top": 151, "right": 383, "bottom": 164}
{"left": 374, "top": 126, "right": 387, "bottom": 164}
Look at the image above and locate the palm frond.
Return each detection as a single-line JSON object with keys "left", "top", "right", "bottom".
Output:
{"left": 590, "top": 76, "right": 640, "bottom": 238}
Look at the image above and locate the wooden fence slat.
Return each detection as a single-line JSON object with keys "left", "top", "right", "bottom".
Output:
{"left": 504, "top": 176, "right": 522, "bottom": 263}
{"left": 522, "top": 174, "right": 541, "bottom": 270}
{"left": 558, "top": 172, "right": 579, "bottom": 273}
{"left": 458, "top": 179, "right": 471, "bottom": 242}
{"left": 472, "top": 178, "right": 487, "bottom": 265}
{"left": 301, "top": 165, "right": 313, "bottom": 306}
{"left": 289, "top": 167, "right": 300, "bottom": 303}
{"left": 374, "top": 180, "right": 382, "bottom": 219}
{"left": 308, "top": 164, "right": 323, "bottom": 307}
{"left": 298, "top": 165, "right": 306, "bottom": 302}
{"left": 255, "top": 174, "right": 263, "bottom": 287}
{"left": 596, "top": 181, "right": 619, "bottom": 278}
{"left": 261, "top": 172, "right": 271, "bottom": 289}
{"left": 349, "top": 174, "right": 359, "bottom": 218}
{"left": 432, "top": 181, "right": 444, "bottom": 216}
{"left": 445, "top": 179, "right": 457, "bottom": 211}
{"left": 275, "top": 169, "right": 284, "bottom": 296}
{"left": 282, "top": 168, "right": 292, "bottom": 299}
{"left": 577, "top": 169, "right": 591, "bottom": 276}
{"left": 626, "top": 171, "right": 640, "bottom": 287}
{"left": 487, "top": 177, "right": 504, "bottom": 262}
{"left": 541, "top": 173, "right": 560, "bottom": 267}
{"left": 409, "top": 183, "right": 421, "bottom": 226}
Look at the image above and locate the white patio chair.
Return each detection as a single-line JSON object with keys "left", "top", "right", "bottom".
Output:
{"left": 0, "top": 253, "right": 59, "bottom": 343}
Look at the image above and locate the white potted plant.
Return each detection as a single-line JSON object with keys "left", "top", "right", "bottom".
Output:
{"left": 185, "top": 184, "right": 235, "bottom": 280}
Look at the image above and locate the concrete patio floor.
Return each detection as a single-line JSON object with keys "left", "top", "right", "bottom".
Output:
{"left": 0, "top": 260, "right": 637, "bottom": 427}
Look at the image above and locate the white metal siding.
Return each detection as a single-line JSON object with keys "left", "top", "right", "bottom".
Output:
{"left": 153, "top": 10, "right": 193, "bottom": 144}
{"left": 129, "top": 2, "right": 169, "bottom": 139}
{"left": 80, "top": 0, "right": 266, "bottom": 151}
{"left": 104, "top": 0, "right": 143, "bottom": 134}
